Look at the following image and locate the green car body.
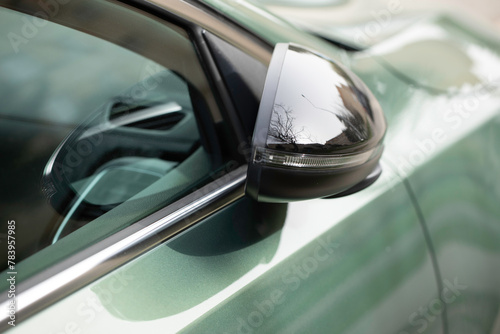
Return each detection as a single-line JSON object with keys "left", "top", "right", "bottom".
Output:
{"left": 1, "top": 0, "right": 500, "bottom": 333}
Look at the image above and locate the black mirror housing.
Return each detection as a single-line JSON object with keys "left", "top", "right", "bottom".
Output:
{"left": 246, "top": 43, "right": 386, "bottom": 202}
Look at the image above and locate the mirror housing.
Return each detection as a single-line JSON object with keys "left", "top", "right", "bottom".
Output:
{"left": 246, "top": 43, "right": 386, "bottom": 202}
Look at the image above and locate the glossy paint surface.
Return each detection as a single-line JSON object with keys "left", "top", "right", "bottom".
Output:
{"left": 367, "top": 18, "right": 500, "bottom": 331}
{"left": 11, "top": 171, "right": 439, "bottom": 333}
{"left": 352, "top": 18, "right": 500, "bottom": 331}
{"left": 368, "top": 16, "right": 500, "bottom": 93}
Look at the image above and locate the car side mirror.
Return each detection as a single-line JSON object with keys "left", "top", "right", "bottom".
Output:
{"left": 246, "top": 43, "right": 387, "bottom": 202}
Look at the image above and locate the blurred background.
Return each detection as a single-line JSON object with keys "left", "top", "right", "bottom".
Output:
{"left": 255, "top": 0, "right": 500, "bottom": 49}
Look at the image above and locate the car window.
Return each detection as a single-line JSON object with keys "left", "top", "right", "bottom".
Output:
{"left": 0, "top": 2, "right": 227, "bottom": 278}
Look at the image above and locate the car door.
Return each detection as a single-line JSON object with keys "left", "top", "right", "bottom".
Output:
{"left": 1, "top": 0, "right": 442, "bottom": 333}
{"left": 0, "top": 0, "right": 244, "bottom": 326}
{"left": 407, "top": 111, "right": 500, "bottom": 334}
{"left": 344, "top": 17, "right": 500, "bottom": 333}
{"left": 382, "top": 35, "right": 500, "bottom": 334}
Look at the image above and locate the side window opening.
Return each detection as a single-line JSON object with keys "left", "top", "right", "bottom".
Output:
{"left": 0, "top": 2, "right": 227, "bottom": 277}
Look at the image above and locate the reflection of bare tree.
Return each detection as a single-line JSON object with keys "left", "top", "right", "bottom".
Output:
{"left": 268, "top": 104, "right": 306, "bottom": 150}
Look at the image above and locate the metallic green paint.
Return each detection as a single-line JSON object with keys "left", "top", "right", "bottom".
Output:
{"left": 409, "top": 127, "right": 500, "bottom": 333}
{"left": 352, "top": 26, "right": 500, "bottom": 332}
{"left": 12, "top": 175, "right": 440, "bottom": 333}
{"left": 368, "top": 15, "right": 500, "bottom": 93}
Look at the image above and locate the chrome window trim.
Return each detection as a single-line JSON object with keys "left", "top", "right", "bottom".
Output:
{"left": 0, "top": 166, "right": 247, "bottom": 330}
{"left": 131, "top": 0, "right": 272, "bottom": 64}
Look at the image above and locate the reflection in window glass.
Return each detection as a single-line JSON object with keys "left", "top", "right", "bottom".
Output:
{"left": 0, "top": 3, "right": 220, "bottom": 275}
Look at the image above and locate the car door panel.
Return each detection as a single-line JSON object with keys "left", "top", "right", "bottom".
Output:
{"left": 9, "top": 166, "right": 441, "bottom": 333}
{"left": 407, "top": 113, "right": 500, "bottom": 333}
{"left": 352, "top": 41, "right": 500, "bottom": 333}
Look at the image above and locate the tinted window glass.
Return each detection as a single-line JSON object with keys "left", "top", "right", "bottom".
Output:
{"left": 0, "top": 2, "right": 223, "bottom": 274}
